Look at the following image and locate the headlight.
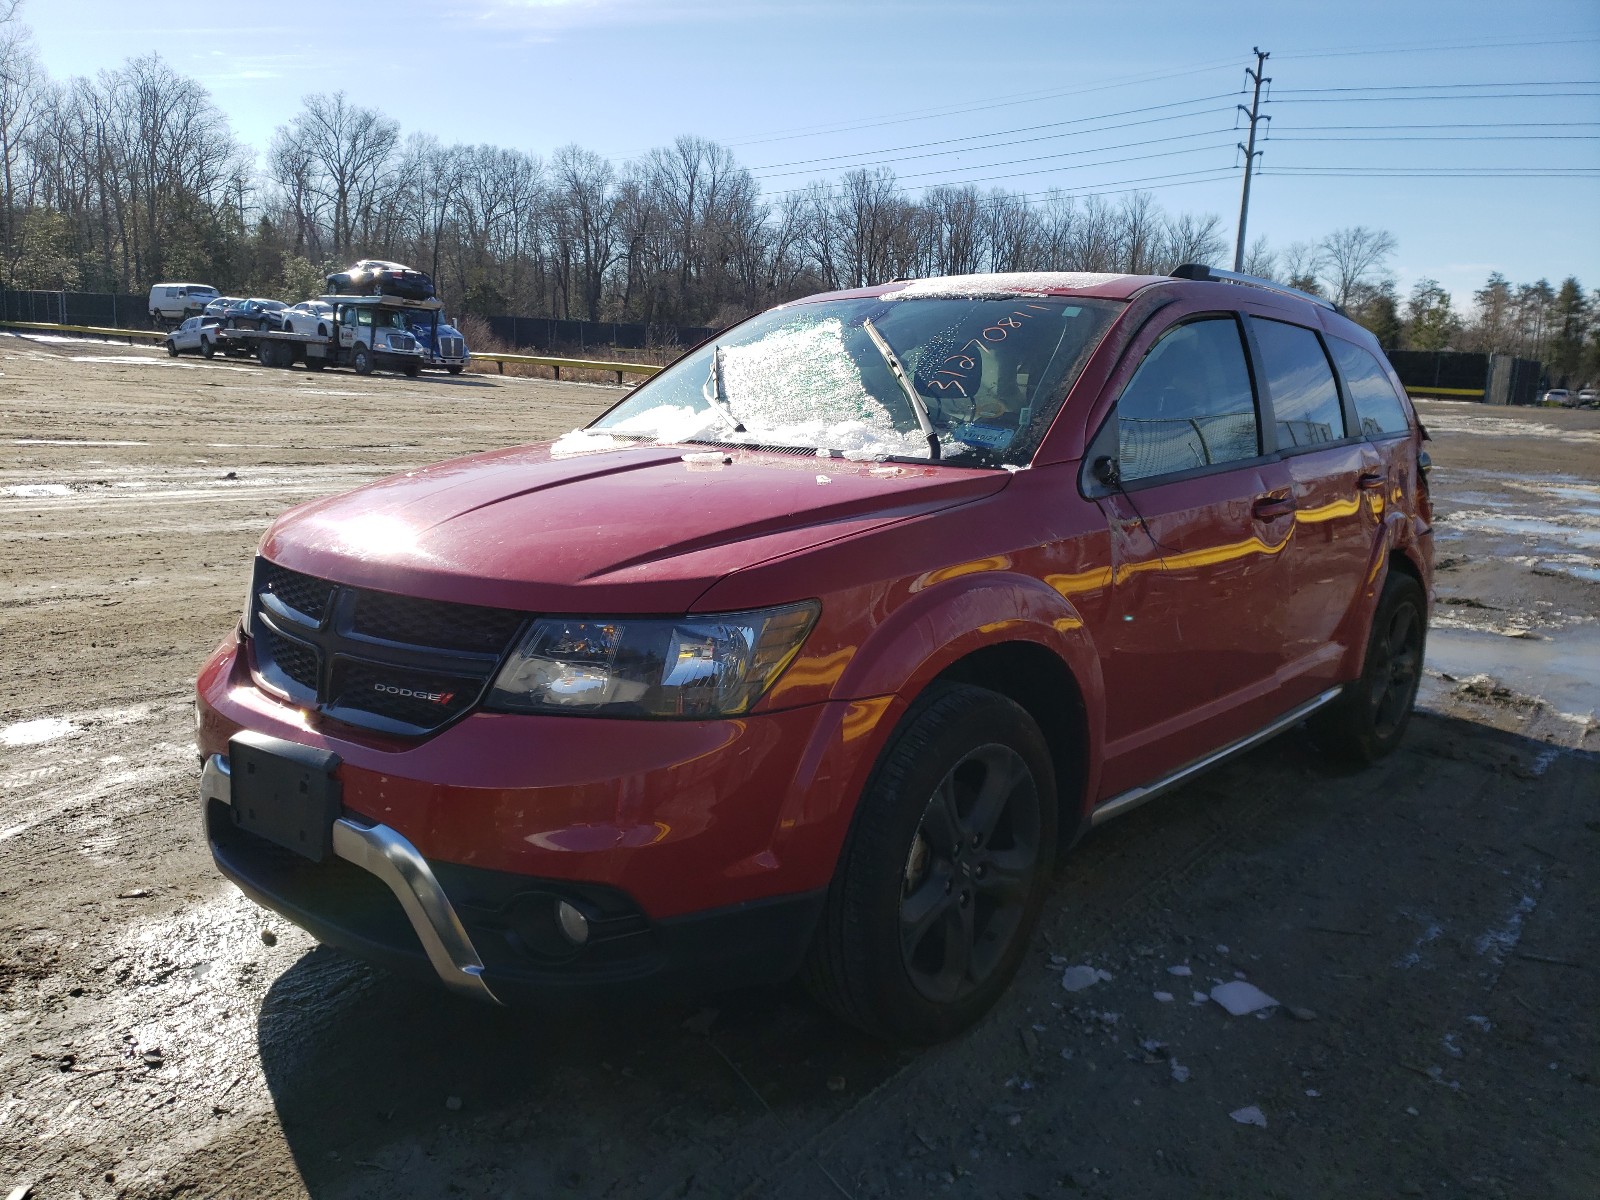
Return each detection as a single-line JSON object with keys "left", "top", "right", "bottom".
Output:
{"left": 485, "top": 602, "right": 819, "bottom": 719}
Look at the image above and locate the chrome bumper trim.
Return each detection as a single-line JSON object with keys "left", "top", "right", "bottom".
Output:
{"left": 1090, "top": 685, "right": 1344, "bottom": 828}
{"left": 200, "top": 751, "right": 502, "bottom": 1004}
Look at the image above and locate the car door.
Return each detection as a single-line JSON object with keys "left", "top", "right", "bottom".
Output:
{"left": 1083, "top": 311, "right": 1298, "bottom": 797}
{"left": 1245, "top": 316, "right": 1383, "bottom": 700}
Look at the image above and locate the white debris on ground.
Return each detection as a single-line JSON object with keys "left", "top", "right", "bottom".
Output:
{"left": 1153, "top": 991, "right": 1174, "bottom": 1003}
{"left": 1474, "top": 884, "right": 1542, "bottom": 962}
{"left": 1170, "top": 1060, "right": 1191, "bottom": 1084}
{"left": 1229, "top": 1105, "right": 1268, "bottom": 1127}
{"left": 1, "top": 716, "right": 81, "bottom": 747}
{"left": 2, "top": 483, "right": 74, "bottom": 497}
{"left": 1210, "top": 981, "right": 1279, "bottom": 1016}
{"left": 1467, "top": 1014, "right": 1493, "bottom": 1032}
{"left": 1165, "top": 964, "right": 1192, "bottom": 977}
{"left": 1060, "top": 965, "right": 1113, "bottom": 992}
{"left": 1191, "top": 990, "right": 1210, "bottom": 1005}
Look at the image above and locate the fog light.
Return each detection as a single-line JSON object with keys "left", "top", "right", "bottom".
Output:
{"left": 556, "top": 899, "right": 590, "bottom": 946}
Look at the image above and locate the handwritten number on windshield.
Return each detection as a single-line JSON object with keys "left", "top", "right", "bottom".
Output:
{"left": 921, "top": 306, "right": 1055, "bottom": 401}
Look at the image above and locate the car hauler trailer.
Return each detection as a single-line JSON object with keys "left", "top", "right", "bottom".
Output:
{"left": 216, "top": 294, "right": 434, "bottom": 376}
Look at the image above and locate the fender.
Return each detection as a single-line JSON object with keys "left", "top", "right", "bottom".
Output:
{"left": 760, "top": 571, "right": 1109, "bottom": 893}
{"left": 836, "top": 570, "right": 1106, "bottom": 808}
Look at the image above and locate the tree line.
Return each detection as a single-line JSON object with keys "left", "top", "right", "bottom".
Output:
{"left": 0, "top": 7, "right": 1593, "bottom": 381}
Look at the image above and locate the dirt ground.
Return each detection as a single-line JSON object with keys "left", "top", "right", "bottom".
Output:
{"left": 1, "top": 337, "right": 1596, "bottom": 1200}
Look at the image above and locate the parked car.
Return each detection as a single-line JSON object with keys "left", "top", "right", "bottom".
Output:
{"left": 163, "top": 315, "right": 223, "bottom": 358}
{"left": 1543, "top": 388, "right": 1572, "bottom": 407}
{"left": 148, "top": 283, "right": 219, "bottom": 325}
{"left": 1578, "top": 387, "right": 1598, "bottom": 408}
{"left": 221, "top": 298, "right": 289, "bottom": 331}
{"left": 196, "top": 266, "right": 1433, "bottom": 1043}
{"left": 281, "top": 300, "right": 334, "bottom": 336}
{"left": 326, "top": 259, "right": 435, "bottom": 300}
{"left": 203, "top": 296, "right": 241, "bottom": 321}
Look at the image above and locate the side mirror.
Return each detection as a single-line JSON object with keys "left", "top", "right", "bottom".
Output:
{"left": 1092, "top": 456, "right": 1121, "bottom": 487}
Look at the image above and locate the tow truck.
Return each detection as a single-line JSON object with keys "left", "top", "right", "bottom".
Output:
{"left": 215, "top": 294, "right": 435, "bottom": 376}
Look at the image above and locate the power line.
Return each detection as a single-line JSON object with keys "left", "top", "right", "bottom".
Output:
{"left": 1271, "top": 79, "right": 1599, "bottom": 93}
{"left": 1271, "top": 133, "right": 1600, "bottom": 141}
{"left": 745, "top": 93, "right": 1236, "bottom": 174}
{"left": 1269, "top": 91, "right": 1600, "bottom": 104}
{"left": 751, "top": 119, "right": 1235, "bottom": 181}
{"left": 1273, "top": 121, "right": 1600, "bottom": 130}
{"left": 1273, "top": 34, "right": 1600, "bottom": 60}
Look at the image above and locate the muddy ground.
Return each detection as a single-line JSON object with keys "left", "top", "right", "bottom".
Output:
{"left": 1, "top": 338, "right": 1595, "bottom": 1200}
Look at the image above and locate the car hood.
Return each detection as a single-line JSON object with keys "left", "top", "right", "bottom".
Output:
{"left": 260, "top": 442, "right": 1011, "bottom": 613}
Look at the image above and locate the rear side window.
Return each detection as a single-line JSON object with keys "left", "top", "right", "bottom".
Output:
{"left": 1329, "top": 339, "right": 1411, "bottom": 437}
{"left": 1116, "top": 317, "right": 1259, "bottom": 482}
{"left": 1249, "top": 318, "right": 1346, "bottom": 449}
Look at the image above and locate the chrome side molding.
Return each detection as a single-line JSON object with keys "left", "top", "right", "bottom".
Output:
{"left": 1090, "top": 686, "right": 1344, "bottom": 828}
{"left": 200, "top": 752, "right": 501, "bottom": 1005}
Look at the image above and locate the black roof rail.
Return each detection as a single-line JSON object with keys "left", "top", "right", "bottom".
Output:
{"left": 1170, "top": 263, "right": 1341, "bottom": 314}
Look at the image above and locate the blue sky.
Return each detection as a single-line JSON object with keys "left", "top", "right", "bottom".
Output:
{"left": 22, "top": 0, "right": 1600, "bottom": 305}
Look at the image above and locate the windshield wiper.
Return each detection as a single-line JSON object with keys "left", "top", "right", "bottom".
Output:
{"left": 702, "top": 345, "right": 745, "bottom": 433}
{"left": 861, "top": 318, "right": 939, "bottom": 460}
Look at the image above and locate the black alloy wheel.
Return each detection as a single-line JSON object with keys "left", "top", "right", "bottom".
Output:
{"left": 803, "top": 683, "right": 1057, "bottom": 1043}
{"left": 1311, "top": 570, "right": 1427, "bottom": 765}
{"left": 899, "top": 743, "right": 1043, "bottom": 1006}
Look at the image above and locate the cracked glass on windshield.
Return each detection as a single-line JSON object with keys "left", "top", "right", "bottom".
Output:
{"left": 587, "top": 295, "right": 1119, "bottom": 467}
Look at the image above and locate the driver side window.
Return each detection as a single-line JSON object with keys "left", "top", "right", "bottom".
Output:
{"left": 1117, "top": 317, "right": 1259, "bottom": 483}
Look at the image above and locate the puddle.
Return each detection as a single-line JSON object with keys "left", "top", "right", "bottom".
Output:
{"left": 1425, "top": 623, "right": 1600, "bottom": 718}
{"left": 1438, "top": 511, "right": 1600, "bottom": 553}
{"left": 1535, "top": 560, "right": 1600, "bottom": 584}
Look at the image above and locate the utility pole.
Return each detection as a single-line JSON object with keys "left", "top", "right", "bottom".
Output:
{"left": 1232, "top": 47, "right": 1271, "bottom": 273}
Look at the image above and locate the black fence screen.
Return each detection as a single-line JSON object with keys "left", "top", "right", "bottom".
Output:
{"left": 486, "top": 314, "right": 715, "bottom": 353}
{"left": 1386, "top": 350, "right": 1490, "bottom": 395}
{"left": 0, "top": 289, "right": 149, "bottom": 328}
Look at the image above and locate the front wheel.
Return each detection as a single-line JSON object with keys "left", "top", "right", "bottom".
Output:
{"left": 447, "top": 365, "right": 464, "bottom": 375}
{"left": 802, "top": 683, "right": 1057, "bottom": 1043}
{"left": 165, "top": 340, "right": 178, "bottom": 357}
{"left": 351, "top": 344, "right": 373, "bottom": 375}
{"left": 1311, "top": 570, "right": 1427, "bottom": 765}
{"left": 403, "top": 361, "right": 421, "bottom": 378}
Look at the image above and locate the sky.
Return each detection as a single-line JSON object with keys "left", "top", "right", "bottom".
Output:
{"left": 19, "top": 0, "right": 1600, "bottom": 305}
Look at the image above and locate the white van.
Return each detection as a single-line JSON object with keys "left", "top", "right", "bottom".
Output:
{"left": 148, "top": 283, "right": 219, "bottom": 325}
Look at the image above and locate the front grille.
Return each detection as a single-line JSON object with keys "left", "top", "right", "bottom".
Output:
{"left": 329, "top": 660, "right": 481, "bottom": 732}
{"left": 255, "top": 624, "right": 320, "bottom": 696}
{"left": 260, "top": 561, "right": 333, "bottom": 623}
{"left": 247, "top": 557, "right": 526, "bottom": 737}
{"left": 353, "top": 590, "right": 524, "bottom": 654}
{"left": 440, "top": 337, "right": 464, "bottom": 359}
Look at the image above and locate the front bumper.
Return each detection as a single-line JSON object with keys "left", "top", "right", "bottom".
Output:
{"left": 201, "top": 736, "right": 827, "bottom": 1005}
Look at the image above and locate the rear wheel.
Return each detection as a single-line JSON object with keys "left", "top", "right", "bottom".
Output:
{"left": 1311, "top": 570, "right": 1427, "bottom": 765}
{"left": 803, "top": 683, "right": 1057, "bottom": 1043}
{"left": 201, "top": 337, "right": 215, "bottom": 359}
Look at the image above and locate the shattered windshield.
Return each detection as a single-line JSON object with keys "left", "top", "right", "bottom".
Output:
{"left": 582, "top": 294, "right": 1119, "bottom": 467}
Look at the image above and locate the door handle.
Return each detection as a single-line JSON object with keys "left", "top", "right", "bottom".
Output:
{"left": 1251, "top": 494, "right": 1297, "bottom": 520}
{"left": 1357, "top": 472, "right": 1386, "bottom": 492}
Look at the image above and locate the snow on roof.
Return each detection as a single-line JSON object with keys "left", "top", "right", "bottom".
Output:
{"left": 885, "top": 271, "right": 1129, "bottom": 299}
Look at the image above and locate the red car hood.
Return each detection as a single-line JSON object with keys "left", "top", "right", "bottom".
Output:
{"left": 260, "top": 442, "right": 1011, "bottom": 613}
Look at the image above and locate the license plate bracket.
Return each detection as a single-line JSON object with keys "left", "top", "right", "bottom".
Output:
{"left": 228, "top": 732, "right": 342, "bottom": 862}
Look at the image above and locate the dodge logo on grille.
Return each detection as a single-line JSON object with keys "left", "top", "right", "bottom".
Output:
{"left": 373, "top": 682, "right": 456, "bottom": 705}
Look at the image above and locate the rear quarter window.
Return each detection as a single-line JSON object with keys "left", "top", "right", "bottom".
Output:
{"left": 1329, "top": 339, "right": 1412, "bottom": 437}
{"left": 1249, "top": 317, "right": 1346, "bottom": 450}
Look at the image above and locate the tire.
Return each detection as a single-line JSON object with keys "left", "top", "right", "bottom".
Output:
{"left": 306, "top": 356, "right": 325, "bottom": 372}
{"left": 165, "top": 340, "right": 178, "bottom": 357}
{"left": 257, "top": 318, "right": 269, "bottom": 332}
{"left": 447, "top": 365, "right": 464, "bottom": 375}
{"left": 802, "top": 682, "right": 1058, "bottom": 1044}
{"left": 352, "top": 344, "right": 373, "bottom": 375}
{"left": 403, "top": 362, "right": 421, "bottom": 378}
{"left": 201, "top": 338, "right": 215, "bottom": 360}
{"left": 1310, "top": 570, "right": 1427, "bottom": 766}
{"left": 257, "top": 342, "right": 274, "bottom": 367}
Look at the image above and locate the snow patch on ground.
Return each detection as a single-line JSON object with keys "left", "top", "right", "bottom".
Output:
{"left": 3, "top": 483, "right": 73, "bottom": 497}
{"left": 1210, "top": 981, "right": 1278, "bottom": 1016}
{"left": 1, "top": 716, "right": 81, "bottom": 747}
{"left": 1474, "top": 885, "right": 1541, "bottom": 962}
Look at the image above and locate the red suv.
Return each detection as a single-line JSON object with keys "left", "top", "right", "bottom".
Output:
{"left": 196, "top": 267, "right": 1432, "bottom": 1042}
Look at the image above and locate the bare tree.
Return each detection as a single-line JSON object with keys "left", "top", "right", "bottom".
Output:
{"left": 1318, "top": 226, "right": 1397, "bottom": 310}
{"left": 272, "top": 92, "right": 399, "bottom": 261}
